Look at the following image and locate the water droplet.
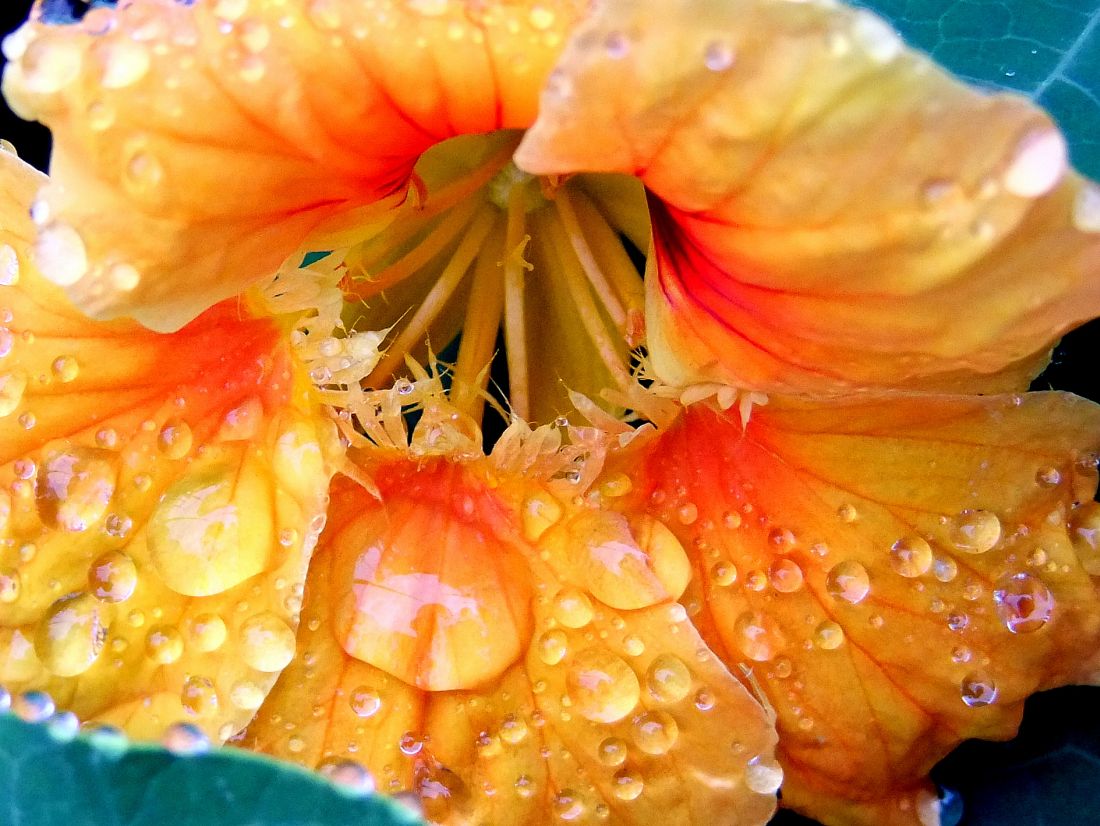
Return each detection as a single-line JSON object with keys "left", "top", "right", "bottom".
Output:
{"left": 604, "top": 30, "right": 630, "bottom": 59}
{"left": 597, "top": 735, "right": 628, "bottom": 766}
{"left": 87, "top": 550, "right": 137, "bottom": 603}
{"left": 181, "top": 675, "right": 219, "bottom": 718}
{"left": 0, "top": 244, "right": 19, "bottom": 285}
{"left": 745, "top": 569, "right": 767, "bottom": 591}
{"left": 890, "top": 536, "right": 933, "bottom": 577}
{"left": 933, "top": 556, "right": 959, "bottom": 582}
{"left": 1073, "top": 183, "right": 1100, "bottom": 233}
{"left": 1003, "top": 128, "right": 1067, "bottom": 198}
{"left": 123, "top": 150, "right": 165, "bottom": 196}
{"left": 522, "top": 491, "right": 562, "bottom": 542}
{"left": 632, "top": 710, "right": 678, "bottom": 755}
{"left": 398, "top": 731, "right": 423, "bottom": 755}
{"left": 240, "top": 611, "right": 295, "bottom": 672}
{"left": 566, "top": 648, "right": 640, "bottom": 723}
{"left": 349, "top": 685, "right": 382, "bottom": 718}
{"left": 230, "top": 680, "right": 265, "bottom": 710}
{"left": 12, "top": 690, "right": 55, "bottom": 723}
{"left": 145, "top": 624, "right": 183, "bottom": 664}
{"left": 767, "top": 527, "right": 796, "bottom": 552}
{"left": 107, "top": 262, "right": 140, "bottom": 292}
{"left": 157, "top": 419, "right": 193, "bottom": 459}
{"left": 734, "top": 610, "right": 776, "bottom": 661}
{"left": 553, "top": 789, "right": 585, "bottom": 821}
{"left": 537, "top": 628, "right": 569, "bottom": 665}
{"left": 50, "top": 355, "right": 78, "bottom": 383}
{"left": 36, "top": 448, "right": 116, "bottom": 532}
{"left": 946, "top": 612, "right": 969, "bottom": 632}
{"left": 35, "top": 592, "right": 106, "bottom": 676}
{"left": 612, "top": 769, "right": 643, "bottom": 801}
{"left": 704, "top": 39, "right": 735, "bottom": 71}
{"left": 768, "top": 559, "right": 803, "bottom": 593}
{"left": 187, "top": 613, "right": 227, "bottom": 652}
{"left": 813, "top": 620, "right": 845, "bottom": 650}
{"left": 993, "top": 572, "right": 1054, "bottom": 633}
{"left": 20, "top": 36, "right": 82, "bottom": 94}
{"left": 553, "top": 587, "right": 594, "bottom": 629}
{"left": 951, "top": 510, "right": 1001, "bottom": 554}
{"left": 622, "top": 634, "right": 645, "bottom": 657}
{"left": 710, "top": 561, "right": 737, "bottom": 587}
{"left": 745, "top": 755, "right": 784, "bottom": 794}
{"left": 319, "top": 757, "right": 376, "bottom": 795}
{"left": 33, "top": 223, "right": 88, "bottom": 287}
{"left": 162, "top": 722, "right": 211, "bottom": 755}
{"left": 0, "top": 371, "right": 26, "bottom": 416}
{"left": 645, "top": 653, "right": 692, "bottom": 703}
{"left": 960, "top": 671, "right": 997, "bottom": 707}
{"left": 499, "top": 714, "right": 528, "bottom": 745}
{"left": 825, "top": 560, "right": 870, "bottom": 604}
{"left": 46, "top": 710, "right": 80, "bottom": 741}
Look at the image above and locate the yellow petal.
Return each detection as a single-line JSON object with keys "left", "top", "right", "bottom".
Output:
{"left": 515, "top": 0, "right": 1100, "bottom": 394}
{"left": 2, "top": 0, "right": 585, "bottom": 330}
{"left": 0, "top": 148, "right": 338, "bottom": 741}
{"left": 611, "top": 394, "right": 1100, "bottom": 825}
{"left": 244, "top": 460, "right": 778, "bottom": 825}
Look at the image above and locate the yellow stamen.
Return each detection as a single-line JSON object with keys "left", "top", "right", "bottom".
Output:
{"left": 553, "top": 187, "right": 628, "bottom": 330}
{"left": 367, "top": 206, "right": 498, "bottom": 385}
{"left": 502, "top": 185, "right": 534, "bottom": 421}
{"left": 451, "top": 223, "right": 507, "bottom": 421}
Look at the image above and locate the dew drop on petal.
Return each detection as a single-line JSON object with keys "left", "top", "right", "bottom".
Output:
{"left": 645, "top": 653, "right": 692, "bottom": 704}
{"left": 1002, "top": 128, "right": 1067, "bottom": 198}
{"left": 960, "top": 671, "right": 998, "bottom": 707}
{"left": 813, "top": 620, "right": 845, "bottom": 650}
{"left": 0, "top": 244, "right": 19, "bottom": 286}
{"left": 768, "top": 558, "right": 803, "bottom": 593}
{"left": 230, "top": 680, "right": 265, "bottom": 710}
{"left": 632, "top": 710, "right": 678, "bottom": 755}
{"left": 318, "top": 757, "right": 376, "bottom": 795}
{"left": 745, "top": 754, "right": 784, "bottom": 794}
{"left": 12, "top": 690, "right": 55, "bottom": 723}
{"left": 612, "top": 769, "right": 644, "bottom": 801}
{"left": 157, "top": 419, "right": 193, "bottom": 459}
{"left": 97, "top": 39, "right": 150, "bottom": 88}
{"left": 349, "top": 685, "right": 382, "bottom": 718}
{"left": 553, "top": 587, "right": 594, "bottom": 629}
{"left": 162, "top": 722, "right": 211, "bottom": 755}
{"left": 566, "top": 648, "right": 640, "bottom": 723}
{"left": 35, "top": 593, "right": 106, "bottom": 676}
{"left": 0, "top": 568, "right": 21, "bottom": 604}
{"left": 187, "top": 613, "right": 227, "bottom": 652}
{"left": 604, "top": 30, "right": 630, "bottom": 59}
{"left": 32, "top": 223, "right": 88, "bottom": 287}
{"left": 537, "top": 628, "right": 568, "bottom": 665}
{"left": 993, "top": 572, "right": 1054, "bottom": 633}
{"left": 951, "top": 510, "right": 1001, "bottom": 554}
{"left": 597, "top": 735, "right": 628, "bottom": 766}
{"left": 0, "top": 371, "right": 26, "bottom": 417}
{"left": 825, "top": 560, "right": 870, "bottom": 604}
{"left": 145, "top": 624, "right": 183, "bottom": 664}
{"left": 890, "top": 536, "right": 933, "bottom": 577}
{"left": 703, "top": 39, "right": 735, "bottom": 71}
{"left": 240, "top": 611, "right": 296, "bottom": 672}
{"left": 181, "top": 675, "right": 219, "bottom": 718}
{"left": 87, "top": 550, "right": 137, "bottom": 603}
{"left": 734, "top": 610, "right": 776, "bottom": 661}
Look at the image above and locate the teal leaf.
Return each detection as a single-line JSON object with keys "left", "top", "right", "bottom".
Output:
{"left": 0, "top": 712, "right": 422, "bottom": 826}
{"left": 854, "top": 0, "right": 1100, "bottom": 179}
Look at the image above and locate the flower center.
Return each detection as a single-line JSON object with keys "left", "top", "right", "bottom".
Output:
{"left": 330, "top": 130, "right": 650, "bottom": 433}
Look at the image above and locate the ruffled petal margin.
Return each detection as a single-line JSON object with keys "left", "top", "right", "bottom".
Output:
{"left": 516, "top": 0, "right": 1100, "bottom": 395}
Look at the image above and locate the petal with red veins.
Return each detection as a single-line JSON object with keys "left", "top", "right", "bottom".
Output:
{"left": 2, "top": 0, "right": 585, "bottom": 330}
{"left": 243, "top": 464, "right": 778, "bottom": 826}
{"left": 612, "top": 395, "right": 1100, "bottom": 826}
{"left": 0, "top": 148, "right": 338, "bottom": 741}
{"left": 516, "top": 0, "right": 1100, "bottom": 394}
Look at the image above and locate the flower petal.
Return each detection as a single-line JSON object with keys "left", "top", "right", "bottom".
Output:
{"left": 515, "top": 0, "right": 1100, "bottom": 394}
{"left": 0, "top": 148, "right": 337, "bottom": 741}
{"left": 613, "top": 394, "right": 1100, "bottom": 825}
{"left": 2, "top": 0, "right": 584, "bottom": 330}
{"left": 244, "top": 463, "right": 778, "bottom": 825}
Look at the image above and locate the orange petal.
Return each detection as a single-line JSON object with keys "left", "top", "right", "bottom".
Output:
{"left": 0, "top": 148, "right": 338, "bottom": 741}
{"left": 612, "top": 395, "right": 1100, "bottom": 826}
{"left": 243, "top": 462, "right": 778, "bottom": 826}
{"left": 2, "top": 0, "right": 585, "bottom": 330}
{"left": 515, "top": 0, "right": 1100, "bottom": 394}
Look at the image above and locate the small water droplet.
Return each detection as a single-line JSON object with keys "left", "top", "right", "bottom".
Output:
{"left": 744, "top": 755, "right": 784, "bottom": 794}
{"left": 710, "top": 561, "right": 737, "bottom": 587}
{"left": 813, "top": 620, "right": 845, "bottom": 650}
{"left": 157, "top": 418, "right": 193, "bottom": 459}
{"left": 349, "top": 685, "right": 382, "bottom": 718}
{"left": 318, "top": 757, "right": 375, "bottom": 795}
{"left": 145, "top": 624, "right": 183, "bottom": 664}
{"left": 0, "top": 244, "right": 19, "bottom": 285}
{"left": 632, "top": 710, "right": 678, "bottom": 755}
{"left": 12, "top": 690, "right": 55, "bottom": 723}
{"left": 612, "top": 768, "right": 644, "bottom": 801}
{"left": 240, "top": 611, "right": 295, "bottom": 672}
{"left": 734, "top": 610, "right": 776, "bottom": 661}
{"left": 951, "top": 510, "right": 1001, "bottom": 554}
{"left": 181, "top": 674, "right": 219, "bottom": 718}
{"left": 87, "top": 550, "right": 137, "bottom": 603}
{"left": 50, "top": 355, "right": 78, "bottom": 383}
{"left": 33, "top": 223, "right": 88, "bottom": 287}
{"left": 537, "top": 628, "right": 569, "bottom": 665}
{"left": 960, "top": 671, "right": 997, "bottom": 707}
{"left": 35, "top": 592, "right": 106, "bottom": 676}
{"left": 993, "top": 572, "right": 1054, "bottom": 633}
{"left": 645, "top": 653, "right": 692, "bottom": 704}
{"left": 553, "top": 587, "right": 594, "bottom": 629}
{"left": 187, "top": 613, "right": 227, "bottom": 652}
{"left": 604, "top": 30, "right": 629, "bottom": 59}
{"left": 768, "top": 558, "right": 803, "bottom": 593}
{"left": 230, "top": 680, "right": 265, "bottom": 710}
{"left": 703, "top": 39, "right": 735, "bottom": 71}
{"left": 825, "top": 560, "right": 870, "bottom": 604}
{"left": 890, "top": 536, "right": 933, "bottom": 577}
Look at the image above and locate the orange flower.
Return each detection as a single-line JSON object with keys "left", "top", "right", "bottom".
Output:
{"left": 2, "top": 1, "right": 1100, "bottom": 825}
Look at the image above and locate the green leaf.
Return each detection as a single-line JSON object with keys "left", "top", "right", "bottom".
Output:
{"left": 0, "top": 712, "right": 421, "bottom": 826}
{"left": 854, "top": 0, "right": 1100, "bottom": 179}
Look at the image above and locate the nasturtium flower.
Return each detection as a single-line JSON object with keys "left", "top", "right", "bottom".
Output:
{"left": 1, "top": 0, "right": 1100, "bottom": 825}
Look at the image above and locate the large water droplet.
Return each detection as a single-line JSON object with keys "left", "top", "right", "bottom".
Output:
{"left": 745, "top": 755, "right": 784, "bottom": 794}
{"left": 145, "top": 624, "right": 183, "bottom": 664}
{"left": 890, "top": 536, "right": 933, "bottom": 577}
{"left": 32, "top": 223, "right": 88, "bottom": 287}
{"left": 993, "top": 572, "right": 1054, "bottom": 633}
{"left": 36, "top": 447, "right": 116, "bottom": 532}
{"left": 157, "top": 419, "right": 193, "bottom": 459}
{"left": 825, "top": 560, "right": 870, "bottom": 604}
{"left": 35, "top": 592, "right": 106, "bottom": 676}
{"left": 951, "top": 510, "right": 1001, "bottom": 554}
{"left": 645, "top": 653, "right": 692, "bottom": 704}
{"left": 187, "top": 613, "right": 227, "bottom": 652}
{"left": 768, "top": 558, "right": 803, "bottom": 593}
{"left": 349, "top": 685, "right": 382, "bottom": 718}
{"left": 566, "top": 647, "right": 640, "bottom": 723}
{"left": 597, "top": 735, "right": 628, "bottom": 766}
{"left": 612, "top": 769, "right": 644, "bottom": 801}
{"left": 537, "top": 628, "right": 568, "bottom": 665}
{"left": 240, "top": 611, "right": 295, "bottom": 672}
{"left": 522, "top": 491, "right": 562, "bottom": 542}
{"left": 553, "top": 587, "right": 594, "bottom": 629}
{"left": 960, "top": 671, "right": 997, "bottom": 707}
{"left": 813, "top": 620, "right": 845, "bottom": 650}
